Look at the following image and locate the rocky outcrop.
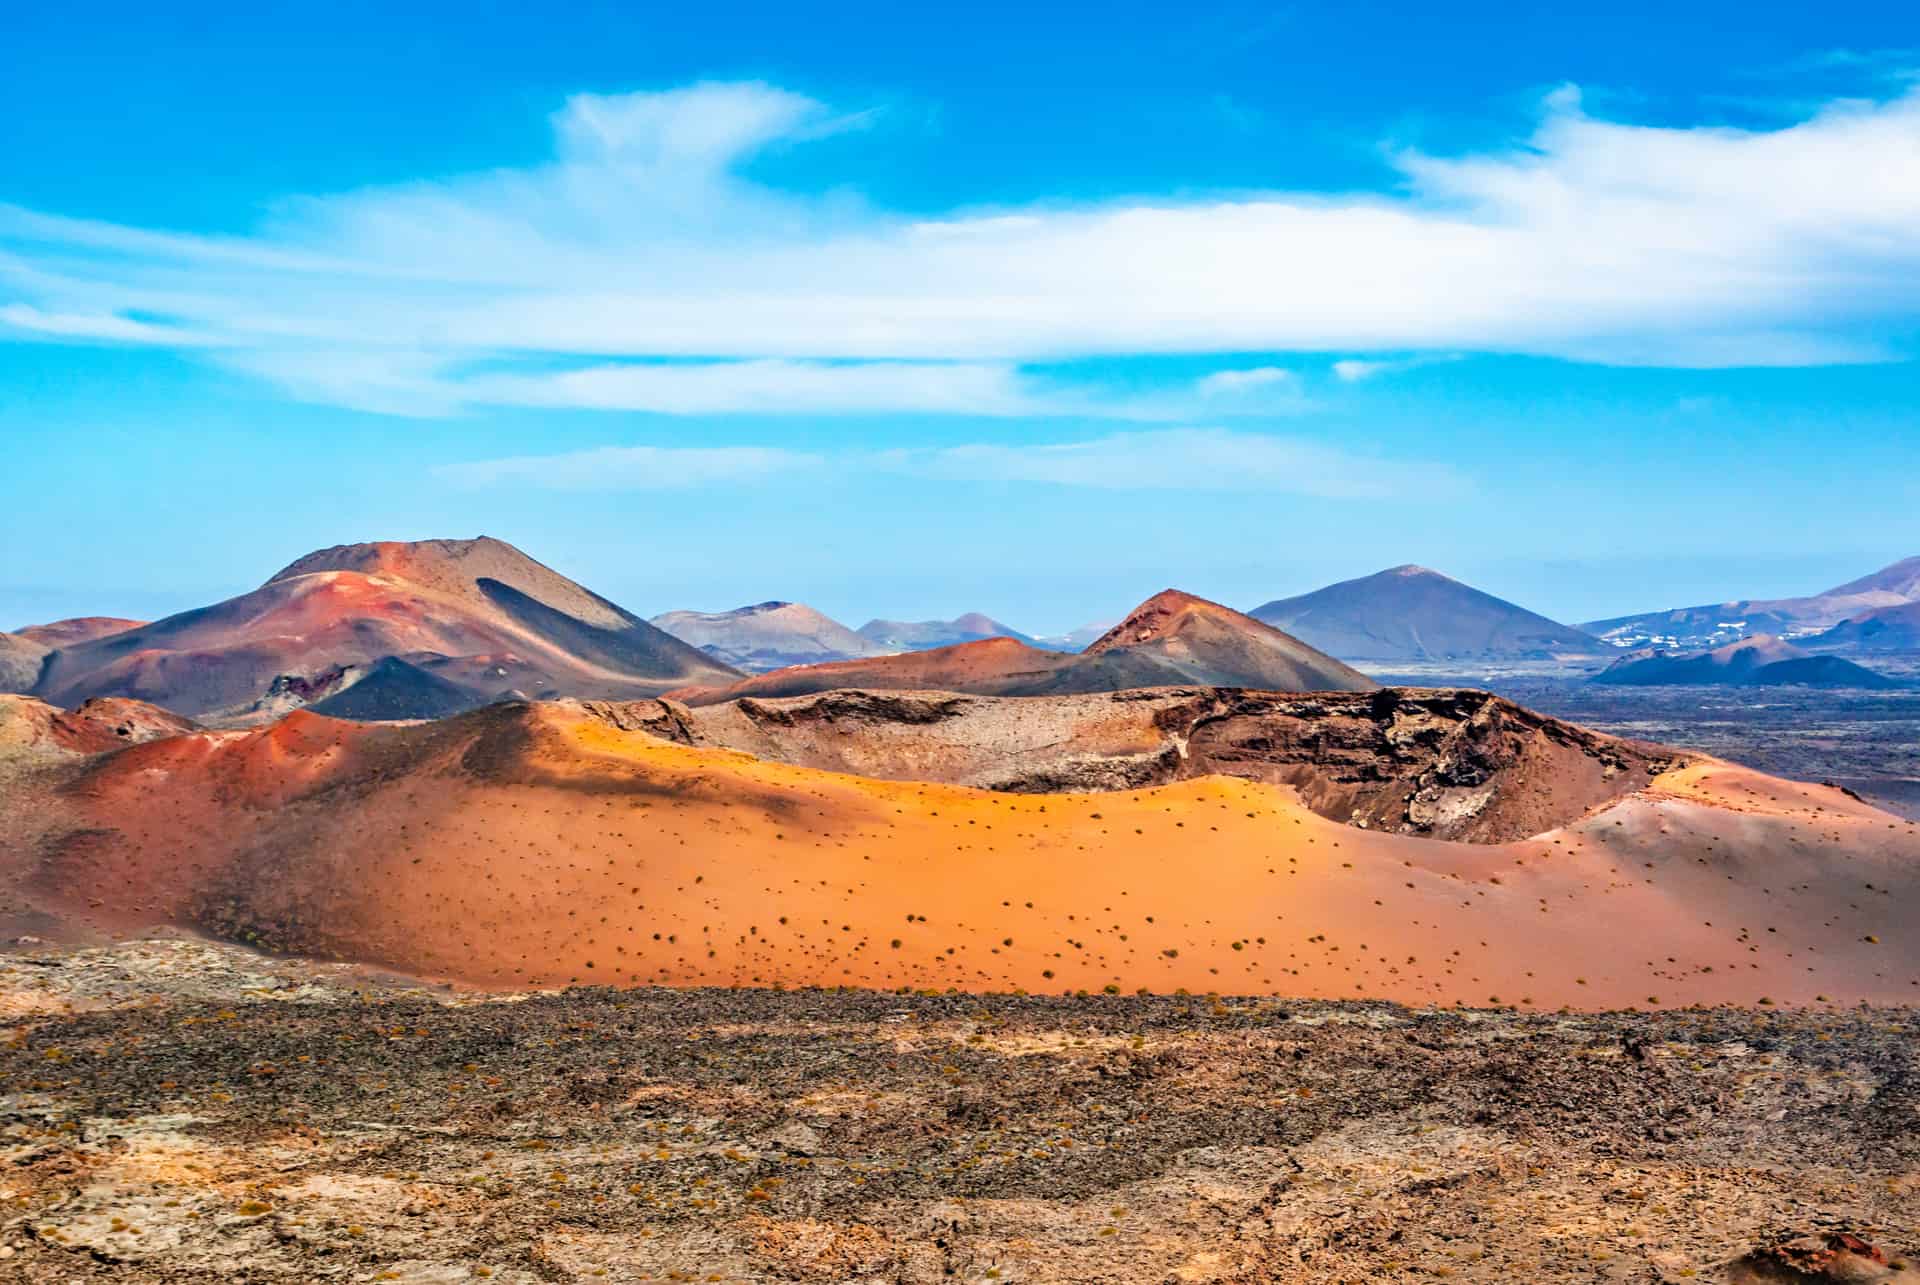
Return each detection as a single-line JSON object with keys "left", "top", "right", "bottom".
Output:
{"left": 588, "top": 686, "right": 1680, "bottom": 844}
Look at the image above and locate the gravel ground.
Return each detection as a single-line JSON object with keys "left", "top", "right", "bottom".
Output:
{"left": 0, "top": 940, "right": 1914, "bottom": 1283}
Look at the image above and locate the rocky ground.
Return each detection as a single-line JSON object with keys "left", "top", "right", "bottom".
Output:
{"left": 0, "top": 939, "right": 1914, "bottom": 1283}
{"left": 1371, "top": 674, "right": 1920, "bottom": 815}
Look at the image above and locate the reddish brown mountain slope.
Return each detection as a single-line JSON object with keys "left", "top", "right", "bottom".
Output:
{"left": 31, "top": 537, "right": 739, "bottom": 718}
{"left": 0, "top": 694, "right": 199, "bottom": 760}
{"left": 672, "top": 590, "right": 1372, "bottom": 704}
{"left": 14, "top": 616, "right": 147, "bottom": 648}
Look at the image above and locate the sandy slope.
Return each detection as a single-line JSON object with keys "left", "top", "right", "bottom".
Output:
{"left": 605, "top": 687, "right": 1678, "bottom": 844}
{"left": 4, "top": 699, "right": 1912, "bottom": 1011}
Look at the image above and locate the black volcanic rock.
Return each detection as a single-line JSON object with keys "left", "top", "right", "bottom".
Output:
{"left": 308, "top": 656, "right": 482, "bottom": 721}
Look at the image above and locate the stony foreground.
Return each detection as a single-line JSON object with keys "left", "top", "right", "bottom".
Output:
{"left": 0, "top": 941, "right": 1914, "bottom": 1283}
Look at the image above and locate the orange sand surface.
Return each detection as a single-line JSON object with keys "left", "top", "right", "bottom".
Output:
{"left": 12, "top": 702, "right": 1917, "bottom": 1010}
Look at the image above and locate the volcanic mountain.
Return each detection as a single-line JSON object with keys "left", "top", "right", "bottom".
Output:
{"left": 3, "top": 619, "right": 149, "bottom": 695}
{"left": 2, "top": 694, "right": 1912, "bottom": 1010}
{"left": 0, "top": 694, "right": 199, "bottom": 761}
{"left": 855, "top": 612, "right": 1039, "bottom": 652}
{"left": 0, "top": 633, "right": 46, "bottom": 693}
{"left": 1251, "top": 565, "right": 1609, "bottom": 662}
{"left": 1593, "top": 635, "right": 1901, "bottom": 689}
{"left": 29, "top": 537, "right": 739, "bottom": 719}
{"left": 1581, "top": 555, "right": 1920, "bottom": 650}
{"left": 649, "top": 601, "right": 887, "bottom": 671}
{"left": 1808, "top": 600, "right": 1920, "bottom": 653}
{"left": 671, "top": 590, "right": 1375, "bottom": 704}
{"left": 13, "top": 616, "right": 146, "bottom": 648}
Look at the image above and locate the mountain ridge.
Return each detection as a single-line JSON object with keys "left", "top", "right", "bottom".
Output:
{"left": 1593, "top": 634, "right": 1901, "bottom": 688}
{"left": 28, "top": 537, "right": 739, "bottom": 719}
{"left": 670, "top": 589, "right": 1374, "bottom": 704}
{"left": 650, "top": 601, "right": 889, "bottom": 671}
{"left": 1251, "top": 565, "right": 1608, "bottom": 661}
{"left": 1581, "top": 555, "right": 1920, "bottom": 650}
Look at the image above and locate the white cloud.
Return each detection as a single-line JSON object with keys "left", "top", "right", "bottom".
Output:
{"left": 1332, "top": 359, "right": 1390, "bottom": 382}
{"left": 440, "top": 427, "right": 1461, "bottom": 498}
{"left": 6, "top": 80, "right": 1920, "bottom": 417}
{"left": 0, "top": 303, "right": 213, "bottom": 346}
{"left": 878, "top": 428, "right": 1463, "bottom": 498}
{"left": 1331, "top": 355, "right": 1461, "bottom": 382}
{"left": 1196, "top": 366, "right": 1297, "bottom": 396}
{"left": 436, "top": 443, "right": 819, "bottom": 490}
{"left": 461, "top": 359, "right": 1041, "bottom": 416}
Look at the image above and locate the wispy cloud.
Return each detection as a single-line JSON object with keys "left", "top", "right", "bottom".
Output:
{"left": 1766, "top": 47, "right": 1920, "bottom": 82}
{"left": 1330, "top": 354, "right": 1460, "bottom": 382}
{"left": 1196, "top": 365, "right": 1297, "bottom": 396}
{"left": 445, "top": 428, "right": 1466, "bottom": 499}
{"left": 1332, "top": 359, "right": 1394, "bottom": 383}
{"left": 0, "top": 303, "right": 216, "bottom": 346}
{"left": 436, "top": 443, "right": 820, "bottom": 490}
{"left": 7, "top": 79, "right": 1920, "bottom": 418}
{"left": 884, "top": 429, "right": 1462, "bottom": 497}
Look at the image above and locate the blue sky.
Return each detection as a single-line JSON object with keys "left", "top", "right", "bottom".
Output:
{"left": 4, "top": 2, "right": 1919, "bottom": 634}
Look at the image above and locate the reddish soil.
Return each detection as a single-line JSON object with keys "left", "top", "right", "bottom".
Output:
{"left": 2, "top": 698, "right": 1912, "bottom": 1010}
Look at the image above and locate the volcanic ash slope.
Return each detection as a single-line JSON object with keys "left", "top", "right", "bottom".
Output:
{"left": 3, "top": 698, "right": 1914, "bottom": 1010}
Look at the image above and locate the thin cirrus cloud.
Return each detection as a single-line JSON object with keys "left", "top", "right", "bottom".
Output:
{"left": 5, "top": 78, "right": 1920, "bottom": 420}
{"left": 436, "top": 443, "right": 822, "bottom": 490}
{"left": 1196, "top": 366, "right": 1299, "bottom": 396}
{"left": 1330, "top": 354, "right": 1463, "bottom": 382}
{"left": 437, "top": 428, "right": 1463, "bottom": 499}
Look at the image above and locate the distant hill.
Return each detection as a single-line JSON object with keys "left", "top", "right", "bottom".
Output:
{"left": 650, "top": 602, "right": 889, "bottom": 672}
{"left": 29, "top": 537, "right": 739, "bottom": 719}
{"left": 1581, "top": 555, "right": 1920, "bottom": 650}
{"left": 306, "top": 656, "right": 483, "bottom": 722}
{"left": 1593, "top": 635, "right": 1900, "bottom": 689}
{"left": 13, "top": 617, "right": 147, "bottom": 648}
{"left": 671, "top": 589, "right": 1374, "bottom": 704}
{"left": 0, "top": 694, "right": 200, "bottom": 758}
{"left": 855, "top": 613, "right": 1037, "bottom": 652}
{"left": 1033, "top": 619, "right": 1118, "bottom": 652}
{"left": 1807, "top": 600, "right": 1920, "bottom": 653}
{"left": 1250, "top": 565, "right": 1609, "bottom": 661}
{"left": 0, "top": 633, "right": 50, "bottom": 694}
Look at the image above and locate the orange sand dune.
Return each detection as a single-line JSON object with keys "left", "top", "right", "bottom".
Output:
{"left": 5, "top": 701, "right": 1915, "bottom": 1010}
